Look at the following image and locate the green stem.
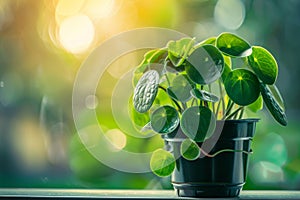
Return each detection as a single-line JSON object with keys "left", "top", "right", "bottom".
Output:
{"left": 218, "top": 79, "right": 225, "bottom": 117}
{"left": 225, "top": 106, "right": 244, "bottom": 120}
{"left": 238, "top": 107, "right": 245, "bottom": 119}
{"left": 215, "top": 100, "right": 221, "bottom": 119}
{"left": 208, "top": 84, "right": 215, "bottom": 113}
{"left": 200, "top": 148, "right": 252, "bottom": 158}
{"left": 222, "top": 99, "right": 234, "bottom": 120}
{"left": 158, "top": 85, "right": 183, "bottom": 112}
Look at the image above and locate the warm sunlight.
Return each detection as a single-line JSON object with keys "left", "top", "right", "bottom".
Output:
{"left": 58, "top": 14, "right": 95, "bottom": 54}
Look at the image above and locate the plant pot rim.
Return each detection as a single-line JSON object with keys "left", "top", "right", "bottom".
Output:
{"left": 216, "top": 118, "right": 260, "bottom": 123}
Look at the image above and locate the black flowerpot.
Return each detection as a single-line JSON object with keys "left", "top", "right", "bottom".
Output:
{"left": 163, "top": 119, "right": 259, "bottom": 198}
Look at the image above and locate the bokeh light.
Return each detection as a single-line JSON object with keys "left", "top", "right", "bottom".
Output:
{"left": 214, "top": 0, "right": 245, "bottom": 30}
{"left": 58, "top": 14, "right": 95, "bottom": 54}
{"left": 105, "top": 129, "right": 127, "bottom": 151}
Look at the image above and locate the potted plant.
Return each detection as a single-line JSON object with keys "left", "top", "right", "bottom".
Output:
{"left": 130, "top": 32, "right": 287, "bottom": 197}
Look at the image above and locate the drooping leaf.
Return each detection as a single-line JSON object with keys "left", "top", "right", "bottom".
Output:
{"left": 268, "top": 85, "right": 285, "bottom": 110}
{"left": 216, "top": 32, "right": 252, "bottom": 57}
{"left": 224, "top": 69, "right": 260, "bottom": 106}
{"left": 186, "top": 44, "right": 224, "bottom": 85}
{"left": 180, "top": 106, "right": 216, "bottom": 142}
{"left": 133, "top": 70, "right": 159, "bottom": 113}
{"left": 191, "top": 89, "right": 219, "bottom": 102}
{"left": 166, "top": 74, "right": 194, "bottom": 102}
{"left": 248, "top": 46, "right": 278, "bottom": 85}
{"left": 150, "top": 105, "right": 179, "bottom": 134}
{"left": 167, "top": 37, "right": 195, "bottom": 66}
{"left": 150, "top": 148, "right": 175, "bottom": 177}
{"left": 247, "top": 95, "right": 263, "bottom": 113}
{"left": 180, "top": 138, "right": 200, "bottom": 161}
{"left": 260, "top": 83, "right": 287, "bottom": 126}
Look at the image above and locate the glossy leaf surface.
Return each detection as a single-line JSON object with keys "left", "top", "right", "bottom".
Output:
{"left": 216, "top": 32, "right": 252, "bottom": 57}
{"left": 150, "top": 105, "right": 179, "bottom": 134}
{"left": 133, "top": 70, "right": 159, "bottom": 113}
{"left": 247, "top": 95, "right": 263, "bottom": 113}
{"left": 260, "top": 83, "right": 287, "bottom": 126}
{"left": 166, "top": 74, "right": 194, "bottom": 102}
{"left": 191, "top": 89, "right": 219, "bottom": 102}
{"left": 224, "top": 69, "right": 260, "bottom": 106}
{"left": 248, "top": 46, "right": 278, "bottom": 85}
{"left": 180, "top": 138, "right": 200, "bottom": 161}
{"left": 180, "top": 106, "right": 216, "bottom": 142}
{"left": 167, "top": 37, "right": 195, "bottom": 66}
{"left": 150, "top": 149, "right": 175, "bottom": 177}
{"left": 186, "top": 44, "right": 224, "bottom": 85}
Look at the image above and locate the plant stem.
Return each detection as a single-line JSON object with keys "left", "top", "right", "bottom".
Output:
{"left": 158, "top": 85, "right": 183, "bottom": 112}
{"left": 208, "top": 84, "right": 215, "bottom": 113}
{"left": 199, "top": 147, "right": 252, "bottom": 158}
{"left": 225, "top": 106, "right": 244, "bottom": 120}
{"left": 215, "top": 100, "right": 221, "bottom": 119}
{"left": 218, "top": 79, "right": 225, "bottom": 117}
{"left": 222, "top": 99, "right": 234, "bottom": 120}
{"left": 238, "top": 107, "right": 244, "bottom": 119}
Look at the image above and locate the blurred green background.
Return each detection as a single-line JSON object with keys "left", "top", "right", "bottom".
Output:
{"left": 0, "top": 0, "right": 300, "bottom": 190}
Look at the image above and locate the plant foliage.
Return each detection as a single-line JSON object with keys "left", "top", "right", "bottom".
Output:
{"left": 131, "top": 32, "right": 288, "bottom": 176}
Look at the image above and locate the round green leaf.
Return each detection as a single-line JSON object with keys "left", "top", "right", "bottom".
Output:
{"left": 180, "top": 106, "right": 216, "bottom": 142}
{"left": 191, "top": 89, "right": 219, "bottom": 102}
{"left": 133, "top": 70, "right": 159, "bottom": 113}
{"left": 247, "top": 95, "right": 263, "bottom": 113}
{"left": 150, "top": 148, "right": 175, "bottom": 177}
{"left": 221, "top": 55, "right": 232, "bottom": 82}
{"left": 216, "top": 32, "right": 252, "bottom": 57}
{"left": 180, "top": 138, "right": 200, "bottom": 161}
{"left": 167, "top": 37, "right": 195, "bottom": 67}
{"left": 194, "top": 37, "right": 216, "bottom": 48}
{"left": 150, "top": 106, "right": 179, "bottom": 134}
{"left": 166, "top": 74, "right": 194, "bottom": 102}
{"left": 224, "top": 69, "right": 260, "bottom": 106}
{"left": 186, "top": 44, "right": 224, "bottom": 85}
{"left": 248, "top": 46, "right": 278, "bottom": 85}
{"left": 260, "top": 83, "right": 287, "bottom": 126}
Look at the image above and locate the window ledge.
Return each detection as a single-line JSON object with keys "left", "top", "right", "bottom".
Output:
{"left": 0, "top": 189, "right": 299, "bottom": 199}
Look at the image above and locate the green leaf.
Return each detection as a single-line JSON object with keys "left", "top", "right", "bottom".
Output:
{"left": 186, "top": 44, "right": 224, "bottom": 85}
{"left": 260, "top": 83, "right": 287, "bottom": 126}
{"left": 268, "top": 85, "right": 285, "bottom": 110}
{"left": 224, "top": 69, "right": 260, "bottom": 106}
{"left": 180, "top": 106, "right": 216, "bottom": 142}
{"left": 166, "top": 74, "right": 194, "bottom": 102}
{"left": 133, "top": 70, "right": 159, "bottom": 113}
{"left": 167, "top": 37, "right": 195, "bottom": 66}
{"left": 129, "top": 95, "right": 150, "bottom": 128}
{"left": 248, "top": 46, "right": 278, "bottom": 85}
{"left": 216, "top": 32, "right": 252, "bottom": 57}
{"left": 180, "top": 138, "right": 200, "bottom": 161}
{"left": 150, "top": 148, "right": 175, "bottom": 177}
{"left": 135, "top": 49, "right": 167, "bottom": 74}
{"left": 150, "top": 106, "right": 179, "bottom": 134}
{"left": 194, "top": 37, "right": 216, "bottom": 48}
{"left": 191, "top": 89, "right": 219, "bottom": 102}
{"left": 133, "top": 49, "right": 167, "bottom": 86}
{"left": 247, "top": 95, "right": 263, "bottom": 113}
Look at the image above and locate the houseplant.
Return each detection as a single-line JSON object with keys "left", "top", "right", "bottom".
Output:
{"left": 130, "top": 32, "right": 287, "bottom": 197}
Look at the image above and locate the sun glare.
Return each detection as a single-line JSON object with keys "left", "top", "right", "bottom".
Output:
{"left": 58, "top": 14, "right": 95, "bottom": 54}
